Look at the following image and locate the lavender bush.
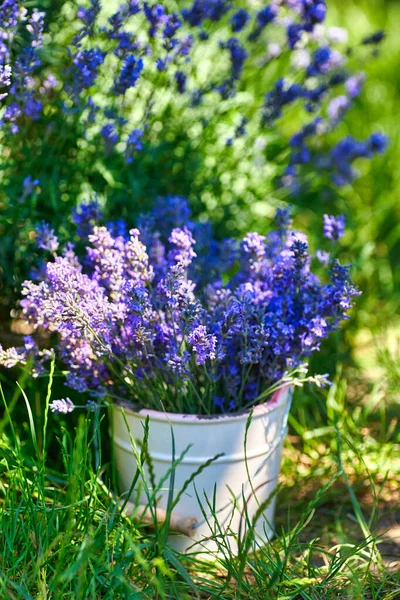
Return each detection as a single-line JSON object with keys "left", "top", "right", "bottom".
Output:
{"left": 0, "top": 0, "right": 386, "bottom": 182}
{"left": 0, "top": 199, "right": 359, "bottom": 415}
{"left": 60, "top": 0, "right": 386, "bottom": 188}
{"left": 0, "top": 0, "right": 387, "bottom": 309}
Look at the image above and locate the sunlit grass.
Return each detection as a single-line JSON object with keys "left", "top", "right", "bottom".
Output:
{"left": 0, "top": 369, "right": 398, "bottom": 599}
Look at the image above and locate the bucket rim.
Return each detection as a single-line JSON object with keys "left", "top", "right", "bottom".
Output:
{"left": 112, "top": 386, "right": 292, "bottom": 425}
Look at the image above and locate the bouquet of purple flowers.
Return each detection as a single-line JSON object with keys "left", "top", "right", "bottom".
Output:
{"left": 0, "top": 199, "right": 359, "bottom": 415}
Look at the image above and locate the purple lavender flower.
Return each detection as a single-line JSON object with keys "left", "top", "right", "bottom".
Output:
{"left": 275, "top": 206, "right": 293, "bottom": 232}
{"left": 182, "top": 0, "right": 232, "bottom": 27}
{"left": 156, "top": 57, "right": 167, "bottom": 71}
{"left": 0, "top": 0, "right": 19, "bottom": 30}
{"left": 87, "top": 226, "right": 126, "bottom": 292}
{"left": 158, "top": 262, "right": 191, "bottom": 309}
{"left": 112, "top": 31, "right": 138, "bottom": 59}
{"left": 345, "top": 73, "right": 365, "bottom": 98}
{"left": 168, "top": 227, "right": 196, "bottom": 268}
{"left": 323, "top": 214, "right": 345, "bottom": 240}
{"left": 324, "top": 259, "right": 361, "bottom": 314}
{"left": 49, "top": 398, "right": 75, "bottom": 414}
{"left": 3, "top": 102, "right": 21, "bottom": 124}
{"left": 248, "top": 5, "right": 277, "bottom": 41}
{"left": 26, "top": 9, "right": 45, "bottom": 48}
{"left": 301, "top": 317, "right": 329, "bottom": 351}
{"left": 256, "top": 5, "right": 276, "bottom": 27}
{"left": 307, "top": 47, "right": 341, "bottom": 77}
{"left": 0, "top": 64, "right": 12, "bottom": 92}
{"left": 263, "top": 79, "right": 305, "bottom": 124}
{"left": 175, "top": 35, "right": 193, "bottom": 57}
{"left": 362, "top": 30, "right": 385, "bottom": 45}
{"left": 40, "top": 73, "right": 59, "bottom": 94}
{"left": 127, "top": 0, "right": 141, "bottom": 16}
{"left": 72, "top": 198, "right": 103, "bottom": 237}
{"left": 101, "top": 122, "right": 119, "bottom": 153}
{"left": 124, "top": 128, "right": 143, "bottom": 164}
{"left": 86, "top": 399, "right": 97, "bottom": 412}
{"left": 163, "top": 12, "right": 182, "bottom": 39}
{"left": 73, "top": 48, "right": 104, "bottom": 92}
{"left": 175, "top": 70, "right": 187, "bottom": 93}
{"left": 19, "top": 175, "right": 39, "bottom": 202}
{"left": 125, "top": 228, "right": 154, "bottom": 284}
{"left": 327, "top": 135, "right": 385, "bottom": 185}
{"left": 36, "top": 222, "right": 59, "bottom": 253}
{"left": 23, "top": 97, "right": 43, "bottom": 119}
{"left": 113, "top": 55, "right": 144, "bottom": 95}
{"left": 144, "top": 3, "right": 167, "bottom": 37}
{"left": 188, "top": 325, "right": 217, "bottom": 365}
{"left": 316, "top": 249, "right": 330, "bottom": 265}
{"left": 166, "top": 352, "right": 190, "bottom": 378}
{"left": 229, "top": 8, "right": 249, "bottom": 33}
{"left": 368, "top": 132, "right": 388, "bottom": 154}
{"left": 140, "top": 196, "right": 193, "bottom": 236}
{"left": 299, "top": 0, "right": 327, "bottom": 31}
{"left": 0, "top": 345, "right": 27, "bottom": 369}
{"left": 327, "top": 27, "right": 348, "bottom": 43}
{"left": 287, "top": 23, "right": 303, "bottom": 49}
{"left": 223, "top": 38, "right": 248, "bottom": 81}
{"left": 242, "top": 232, "right": 266, "bottom": 270}
{"left": 76, "top": 0, "right": 101, "bottom": 32}
{"left": 327, "top": 95, "right": 350, "bottom": 122}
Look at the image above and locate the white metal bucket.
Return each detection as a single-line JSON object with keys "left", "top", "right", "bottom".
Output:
{"left": 111, "top": 386, "right": 292, "bottom": 555}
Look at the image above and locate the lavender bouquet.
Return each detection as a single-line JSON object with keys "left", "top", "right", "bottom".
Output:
{"left": 0, "top": 199, "right": 359, "bottom": 415}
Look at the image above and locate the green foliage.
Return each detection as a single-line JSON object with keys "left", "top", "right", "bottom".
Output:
{"left": 323, "top": 0, "right": 400, "bottom": 360}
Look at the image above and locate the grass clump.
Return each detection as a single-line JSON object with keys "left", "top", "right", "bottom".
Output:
{"left": 0, "top": 370, "right": 398, "bottom": 599}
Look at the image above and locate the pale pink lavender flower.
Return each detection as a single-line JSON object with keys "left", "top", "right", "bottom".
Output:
{"left": 327, "top": 95, "right": 350, "bottom": 122}
{"left": 345, "top": 73, "right": 365, "bottom": 98}
{"left": 49, "top": 398, "right": 75, "bottom": 414}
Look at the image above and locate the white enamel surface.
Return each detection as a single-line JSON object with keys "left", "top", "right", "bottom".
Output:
{"left": 111, "top": 386, "right": 292, "bottom": 555}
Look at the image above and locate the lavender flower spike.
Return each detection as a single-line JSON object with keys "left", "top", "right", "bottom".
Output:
{"left": 188, "top": 325, "right": 217, "bottom": 365}
{"left": 36, "top": 221, "right": 59, "bottom": 253}
{"left": 49, "top": 398, "right": 75, "bottom": 414}
{"left": 323, "top": 214, "right": 345, "bottom": 241}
